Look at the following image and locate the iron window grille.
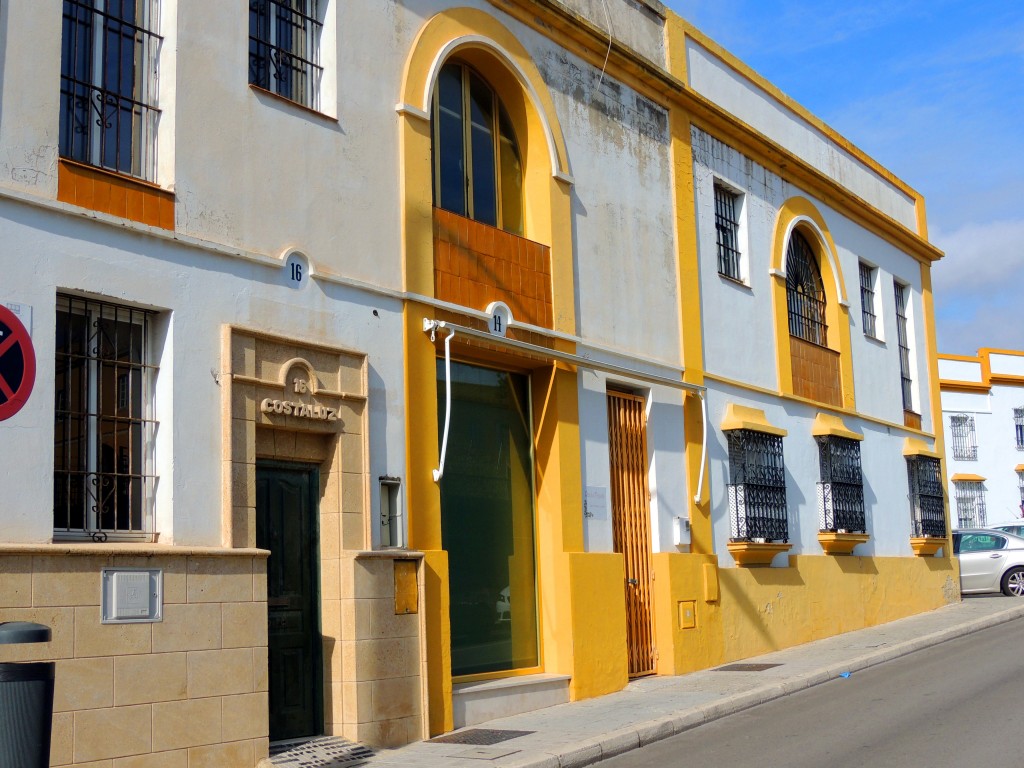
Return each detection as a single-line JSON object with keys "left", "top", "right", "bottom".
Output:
{"left": 1017, "top": 470, "right": 1024, "bottom": 516}
{"left": 714, "top": 184, "right": 742, "bottom": 281}
{"left": 894, "top": 281, "right": 914, "bottom": 411}
{"left": 953, "top": 481, "right": 987, "bottom": 529}
{"left": 726, "top": 429, "right": 789, "bottom": 542}
{"left": 906, "top": 455, "right": 946, "bottom": 538}
{"left": 59, "top": 0, "right": 162, "bottom": 180}
{"left": 816, "top": 436, "right": 866, "bottom": 533}
{"left": 249, "top": 0, "right": 323, "bottom": 110}
{"left": 859, "top": 262, "right": 877, "bottom": 338}
{"left": 786, "top": 231, "right": 827, "bottom": 346}
{"left": 1015, "top": 407, "right": 1024, "bottom": 451}
{"left": 54, "top": 295, "right": 158, "bottom": 541}
{"left": 949, "top": 413, "right": 978, "bottom": 461}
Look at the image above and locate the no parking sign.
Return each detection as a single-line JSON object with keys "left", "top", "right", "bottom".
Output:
{"left": 0, "top": 304, "right": 36, "bottom": 420}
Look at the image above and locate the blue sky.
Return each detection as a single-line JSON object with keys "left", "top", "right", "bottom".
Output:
{"left": 664, "top": 0, "right": 1024, "bottom": 355}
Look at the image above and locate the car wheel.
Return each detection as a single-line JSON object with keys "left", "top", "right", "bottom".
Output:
{"left": 1001, "top": 567, "right": 1024, "bottom": 597}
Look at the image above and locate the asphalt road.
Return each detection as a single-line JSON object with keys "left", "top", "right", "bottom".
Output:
{"left": 602, "top": 610, "right": 1024, "bottom": 768}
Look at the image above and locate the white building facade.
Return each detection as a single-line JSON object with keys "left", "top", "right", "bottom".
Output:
{"left": 939, "top": 350, "right": 1024, "bottom": 527}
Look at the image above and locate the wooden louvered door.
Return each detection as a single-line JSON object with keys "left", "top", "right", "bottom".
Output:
{"left": 607, "top": 390, "right": 656, "bottom": 677}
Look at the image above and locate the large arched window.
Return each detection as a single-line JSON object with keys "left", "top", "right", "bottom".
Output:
{"left": 432, "top": 61, "right": 524, "bottom": 234}
{"left": 785, "top": 231, "right": 827, "bottom": 346}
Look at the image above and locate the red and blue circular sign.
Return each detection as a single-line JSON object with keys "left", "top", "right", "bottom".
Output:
{"left": 0, "top": 305, "right": 36, "bottom": 421}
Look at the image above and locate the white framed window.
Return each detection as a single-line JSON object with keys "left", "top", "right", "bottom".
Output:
{"left": 949, "top": 413, "right": 978, "bottom": 461}
{"left": 249, "top": 0, "right": 323, "bottom": 110}
{"left": 713, "top": 182, "right": 744, "bottom": 282}
{"left": 953, "top": 480, "right": 987, "bottom": 528}
{"left": 59, "top": 0, "right": 161, "bottom": 180}
{"left": 53, "top": 294, "right": 158, "bottom": 541}
{"left": 859, "top": 262, "right": 880, "bottom": 339}
{"left": 894, "top": 280, "right": 914, "bottom": 412}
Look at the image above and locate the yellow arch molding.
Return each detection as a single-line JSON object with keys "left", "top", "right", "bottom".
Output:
{"left": 397, "top": 8, "right": 583, "bottom": 736}
{"left": 769, "top": 197, "right": 855, "bottom": 410}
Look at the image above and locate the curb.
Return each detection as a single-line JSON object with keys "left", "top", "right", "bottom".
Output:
{"left": 508, "top": 602, "right": 1024, "bottom": 768}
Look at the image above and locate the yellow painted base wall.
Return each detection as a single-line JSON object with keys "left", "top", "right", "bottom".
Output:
{"left": 565, "top": 552, "right": 628, "bottom": 700}
{"left": 653, "top": 552, "right": 959, "bottom": 675}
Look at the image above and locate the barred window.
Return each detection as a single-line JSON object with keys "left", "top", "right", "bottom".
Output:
{"left": 1017, "top": 470, "right": 1024, "bottom": 514}
{"left": 786, "top": 231, "right": 827, "bottom": 346}
{"left": 54, "top": 295, "right": 157, "bottom": 540}
{"left": 726, "top": 430, "right": 788, "bottom": 542}
{"left": 859, "top": 262, "right": 877, "bottom": 338}
{"left": 1014, "top": 407, "right": 1024, "bottom": 451}
{"left": 249, "top": 0, "right": 323, "bottom": 110}
{"left": 949, "top": 413, "right": 978, "bottom": 461}
{"left": 60, "top": 0, "right": 162, "bottom": 180}
{"left": 714, "top": 184, "right": 742, "bottom": 281}
{"left": 906, "top": 455, "right": 946, "bottom": 538}
{"left": 816, "top": 436, "right": 866, "bottom": 533}
{"left": 953, "top": 480, "right": 987, "bottom": 529}
{"left": 894, "top": 281, "right": 913, "bottom": 411}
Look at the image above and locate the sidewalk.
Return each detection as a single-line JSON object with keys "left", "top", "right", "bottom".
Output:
{"left": 365, "top": 596, "right": 1024, "bottom": 768}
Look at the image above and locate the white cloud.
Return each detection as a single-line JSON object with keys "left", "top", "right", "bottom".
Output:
{"left": 931, "top": 219, "right": 1024, "bottom": 354}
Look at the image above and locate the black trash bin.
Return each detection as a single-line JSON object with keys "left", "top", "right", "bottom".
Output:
{"left": 0, "top": 622, "right": 54, "bottom": 768}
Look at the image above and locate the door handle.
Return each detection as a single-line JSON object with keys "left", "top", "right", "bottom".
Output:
{"left": 626, "top": 578, "right": 639, "bottom": 586}
{"left": 990, "top": 553, "right": 1003, "bottom": 559}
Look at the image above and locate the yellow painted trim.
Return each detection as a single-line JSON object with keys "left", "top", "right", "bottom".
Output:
{"left": 769, "top": 197, "right": 856, "bottom": 411}
{"left": 980, "top": 347, "right": 1024, "bottom": 358}
{"left": 902, "top": 437, "right": 940, "bottom": 458}
{"left": 811, "top": 413, "right": 863, "bottom": 441}
{"left": 720, "top": 403, "right": 787, "bottom": 436}
{"left": 703, "top": 372, "right": 936, "bottom": 439}
{"left": 673, "top": 20, "right": 922, "bottom": 211}
{"left": 910, "top": 537, "right": 946, "bottom": 556}
{"left": 938, "top": 353, "right": 983, "bottom": 363}
{"left": 951, "top": 473, "right": 986, "bottom": 483}
{"left": 919, "top": 262, "right": 955, "bottom": 556}
{"left": 817, "top": 532, "right": 870, "bottom": 556}
{"left": 454, "top": 666, "right": 544, "bottom": 685}
{"left": 727, "top": 541, "right": 792, "bottom": 567}
{"left": 938, "top": 380, "right": 990, "bottom": 393}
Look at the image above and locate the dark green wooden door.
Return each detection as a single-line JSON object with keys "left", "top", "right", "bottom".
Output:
{"left": 256, "top": 463, "right": 322, "bottom": 742}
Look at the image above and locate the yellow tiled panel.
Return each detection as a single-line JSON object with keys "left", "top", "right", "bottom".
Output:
{"left": 370, "top": 676, "right": 421, "bottom": 721}
{"left": 220, "top": 693, "right": 269, "bottom": 742}
{"left": 186, "top": 558, "right": 254, "bottom": 604}
{"left": 152, "top": 603, "right": 221, "bottom": 653}
{"left": 74, "top": 608, "right": 152, "bottom": 658}
{"left": 112, "top": 750, "right": 187, "bottom": 768}
{"left": 50, "top": 711, "right": 73, "bottom": 766}
{"left": 32, "top": 557, "right": 102, "bottom": 607}
{"left": 221, "top": 602, "right": 268, "bottom": 649}
{"left": 54, "top": 658, "right": 113, "bottom": 712}
{"left": 151, "top": 697, "right": 221, "bottom": 752}
{"left": 113, "top": 653, "right": 187, "bottom": 705}
{"left": 73, "top": 704, "right": 152, "bottom": 763}
{"left": 187, "top": 648, "right": 254, "bottom": 698}
{"left": 0, "top": 554, "right": 32, "bottom": 607}
{"left": 186, "top": 740, "right": 254, "bottom": 768}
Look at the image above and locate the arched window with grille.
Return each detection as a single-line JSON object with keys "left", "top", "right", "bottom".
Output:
{"left": 432, "top": 61, "right": 524, "bottom": 235}
{"left": 786, "top": 231, "right": 827, "bottom": 346}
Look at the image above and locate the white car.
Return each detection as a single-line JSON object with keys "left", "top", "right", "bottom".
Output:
{"left": 953, "top": 528, "right": 1024, "bottom": 596}
{"left": 987, "top": 522, "right": 1024, "bottom": 538}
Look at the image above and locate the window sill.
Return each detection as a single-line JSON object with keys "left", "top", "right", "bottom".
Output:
{"left": 818, "top": 532, "right": 870, "bottom": 556}
{"left": 0, "top": 542, "right": 269, "bottom": 557}
{"left": 57, "top": 159, "right": 174, "bottom": 229}
{"left": 727, "top": 541, "right": 792, "bottom": 567}
{"left": 909, "top": 537, "right": 945, "bottom": 557}
{"left": 718, "top": 273, "right": 751, "bottom": 290}
{"left": 249, "top": 84, "right": 339, "bottom": 124}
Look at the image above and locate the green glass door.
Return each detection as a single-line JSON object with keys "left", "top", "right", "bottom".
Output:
{"left": 256, "top": 462, "right": 323, "bottom": 741}
{"left": 438, "top": 361, "right": 539, "bottom": 677}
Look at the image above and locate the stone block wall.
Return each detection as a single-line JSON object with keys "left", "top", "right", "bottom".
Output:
{"left": 0, "top": 547, "right": 269, "bottom": 768}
